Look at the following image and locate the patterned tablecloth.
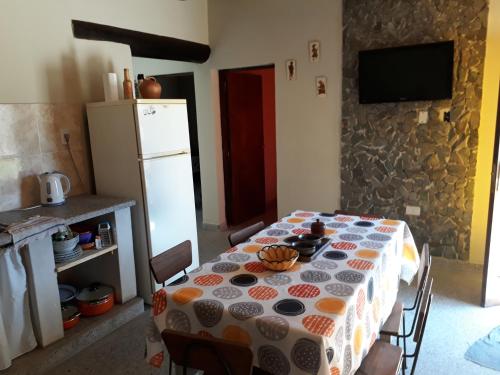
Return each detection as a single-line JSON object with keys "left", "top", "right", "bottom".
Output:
{"left": 146, "top": 211, "right": 420, "bottom": 375}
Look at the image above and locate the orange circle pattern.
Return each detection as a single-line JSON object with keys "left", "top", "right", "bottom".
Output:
{"left": 381, "top": 219, "right": 399, "bottom": 226}
{"left": 355, "top": 249, "right": 380, "bottom": 259}
{"left": 324, "top": 229, "right": 337, "bottom": 235}
{"left": 347, "top": 259, "right": 375, "bottom": 270}
{"left": 256, "top": 237, "right": 279, "bottom": 245}
{"left": 302, "top": 315, "right": 335, "bottom": 336}
{"left": 315, "top": 298, "right": 346, "bottom": 315}
{"left": 248, "top": 286, "right": 278, "bottom": 300}
{"left": 244, "top": 262, "right": 268, "bottom": 273}
{"left": 288, "top": 217, "right": 305, "bottom": 223}
{"left": 194, "top": 274, "right": 224, "bottom": 286}
{"left": 331, "top": 241, "right": 357, "bottom": 250}
{"left": 330, "top": 368, "right": 340, "bottom": 375}
{"left": 288, "top": 284, "right": 321, "bottom": 298}
{"left": 223, "top": 325, "right": 252, "bottom": 345}
{"left": 243, "top": 245, "right": 262, "bottom": 253}
{"left": 152, "top": 289, "right": 167, "bottom": 316}
{"left": 375, "top": 226, "right": 397, "bottom": 233}
{"left": 172, "top": 287, "right": 203, "bottom": 305}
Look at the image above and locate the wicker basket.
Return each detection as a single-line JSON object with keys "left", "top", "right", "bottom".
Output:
{"left": 257, "top": 245, "right": 299, "bottom": 271}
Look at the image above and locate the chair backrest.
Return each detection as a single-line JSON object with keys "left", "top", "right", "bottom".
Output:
{"left": 162, "top": 329, "right": 253, "bottom": 375}
{"left": 410, "top": 277, "right": 433, "bottom": 375}
{"left": 228, "top": 221, "right": 265, "bottom": 247}
{"left": 333, "top": 210, "right": 385, "bottom": 219}
{"left": 149, "top": 240, "right": 192, "bottom": 285}
{"left": 416, "top": 243, "right": 431, "bottom": 291}
{"left": 414, "top": 277, "right": 433, "bottom": 343}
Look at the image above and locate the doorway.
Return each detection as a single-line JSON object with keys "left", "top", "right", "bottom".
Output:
{"left": 482, "top": 82, "right": 500, "bottom": 307}
{"left": 154, "top": 73, "right": 202, "bottom": 213}
{"left": 219, "top": 65, "right": 277, "bottom": 227}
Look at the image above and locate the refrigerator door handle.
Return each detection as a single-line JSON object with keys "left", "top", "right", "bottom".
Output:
{"left": 138, "top": 151, "right": 189, "bottom": 162}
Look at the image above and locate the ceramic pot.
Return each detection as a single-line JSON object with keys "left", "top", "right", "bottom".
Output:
{"left": 310, "top": 219, "right": 326, "bottom": 236}
{"left": 139, "top": 77, "right": 162, "bottom": 99}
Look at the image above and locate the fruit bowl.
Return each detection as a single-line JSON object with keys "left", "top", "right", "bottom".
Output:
{"left": 257, "top": 245, "right": 299, "bottom": 271}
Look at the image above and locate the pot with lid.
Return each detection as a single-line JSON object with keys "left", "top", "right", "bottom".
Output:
{"left": 76, "top": 283, "right": 114, "bottom": 316}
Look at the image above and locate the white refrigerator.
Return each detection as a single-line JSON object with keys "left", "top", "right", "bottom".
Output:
{"left": 87, "top": 99, "right": 199, "bottom": 303}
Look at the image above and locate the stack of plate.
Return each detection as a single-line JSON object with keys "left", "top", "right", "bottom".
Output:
{"left": 54, "top": 245, "right": 83, "bottom": 264}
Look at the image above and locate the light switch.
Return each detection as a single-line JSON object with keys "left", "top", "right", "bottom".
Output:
{"left": 405, "top": 205, "right": 421, "bottom": 216}
{"left": 418, "top": 111, "right": 428, "bottom": 124}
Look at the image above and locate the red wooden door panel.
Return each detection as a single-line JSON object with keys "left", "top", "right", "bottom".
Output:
{"left": 223, "top": 72, "right": 266, "bottom": 225}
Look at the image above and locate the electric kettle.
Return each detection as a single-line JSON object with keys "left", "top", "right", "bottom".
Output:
{"left": 37, "top": 172, "right": 71, "bottom": 206}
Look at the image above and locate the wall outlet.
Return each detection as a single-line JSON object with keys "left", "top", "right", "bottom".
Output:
{"left": 439, "top": 108, "right": 452, "bottom": 123}
{"left": 60, "top": 129, "right": 70, "bottom": 144}
{"left": 418, "top": 111, "right": 428, "bottom": 124}
{"left": 405, "top": 205, "right": 421, "bottom": 216}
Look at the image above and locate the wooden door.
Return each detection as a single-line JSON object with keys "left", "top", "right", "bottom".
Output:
{"left": 482, "top": 83, "right": 500, "bottom": 307}
{"left": 220, "top": 72, "right": 266, "bottom": 225}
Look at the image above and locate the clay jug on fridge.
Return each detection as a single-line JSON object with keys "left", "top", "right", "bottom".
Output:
{"left": 139, "top": 77, "right": 162, "bottom": 99}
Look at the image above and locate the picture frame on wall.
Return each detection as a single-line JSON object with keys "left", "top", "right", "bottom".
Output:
{"left": 316, "top": 76, "right": 327, "bottom": 97}
{"left": 286, "top": 59, "right": 297, "bottom": 80}
{"left": 309, "top": 40, "right": 320, "bottom": 62}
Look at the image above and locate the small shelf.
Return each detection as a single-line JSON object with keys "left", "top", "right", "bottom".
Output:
{"left": 55, "top": 244, "right": 118, "bottom": 273}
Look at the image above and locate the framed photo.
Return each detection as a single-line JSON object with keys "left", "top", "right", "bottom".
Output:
{"left": 286, "top": 59, "right": 297, "bottom": 81}
{"left": 309, "top": 40, "right": 320, "bottom": 63}
{"left": 316, "top": 76, "right": 327, "bottom": 97}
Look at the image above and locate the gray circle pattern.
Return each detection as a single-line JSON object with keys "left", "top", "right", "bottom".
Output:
{"left": 276, "top": 223, "right": 295, "bottom": 230}
{"left": 267, "top": 229, "right": 289, "bottom": 236}
{"left": 206, "top": 255, "right": 222, "bottom": 263}
{"left": 256, "top": 316, "right": 289, "bottom": 341}
{"left": 265, "top": 274, "right": 292, "bottom": 286}
{"left": 311, "top": 260, "right": 338, "bottom": 270}
{"left": 229, "top": 302, "right": 264, "bottom": 320}
{"left": 345, "top": 306, "right": 354, "bottom": 340}
{"left": 212, "top": 262, "right": 240, "bottom": 273}
{"left": 193, "top": 300, "right": 224, "bottom": 327}
{"left": 346, "top": 227, "right": 368, "bottom": 234}
{"left": 343, "top": 345, "right": 352, "bottom": 375}
{"left": 212, "top": 286, "right": 243, "bottom": 299}
{"left": 227, "top": 253, "right": 251, "bottom": 262}
{"left": 166, "top": 310, "right": 190, "bottom": 332}
{"left": 300, "top": 270, "right": 332, "bottom": 283}
{"left": 360, "top": 240, "right": 384, "bottom": 249}
{"left": 367, "top": 233, "right": 391, "bottom": 242}
{"left": 327, "top": 222, "right": 348, "bottom": 229}
{"left": 292, "top": 338, "right": 321, "bottom": 373}
{"left": 339, "top": 233, "right": 364, "bottom": 242}
{"left": 258, "top": 345, "right": 290, "bottom": 375}
{"left": 325, "top": 283, "right": 355, "bottom": 297}
{"left": 334, "top": 326, "right": 344, "bottom": 362}
{"left": 335, "top": 270, "right": 365, "bottom": 284}
{"left": 301, "top": 222, "right": 315, "bottom": 228}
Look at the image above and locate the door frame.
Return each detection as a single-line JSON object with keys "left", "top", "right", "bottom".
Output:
{"left": 482, "top": 82, "right": 500, "bottom": 307}
{"left": 219, "top": 64, "right": 274, "bottom": 226}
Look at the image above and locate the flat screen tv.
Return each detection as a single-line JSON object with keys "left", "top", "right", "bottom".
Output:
{"left": 358, "top": 41, "right": 454, "bottom": 104}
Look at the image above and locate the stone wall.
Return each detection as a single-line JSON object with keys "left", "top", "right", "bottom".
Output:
{"left": 341, "top": 0, "right": 489, "bottom": 260}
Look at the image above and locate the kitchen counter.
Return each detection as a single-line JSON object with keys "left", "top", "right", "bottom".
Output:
{"left": 0, "top": 195, "right": 135, "bottom": 247}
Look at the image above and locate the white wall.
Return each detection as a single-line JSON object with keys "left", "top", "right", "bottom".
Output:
{"left": 0, "top": 0, "right": 208, "bottom": 103}
{"left": 134, "top": 0, "right": 343, "bottom": 226}
{"left": 211, "top": 0, "right": 343, "bottom": 219}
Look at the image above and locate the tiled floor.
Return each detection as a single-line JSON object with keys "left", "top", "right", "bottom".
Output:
{"left": 16, "top": 217, "right": 500, "bottom": 374}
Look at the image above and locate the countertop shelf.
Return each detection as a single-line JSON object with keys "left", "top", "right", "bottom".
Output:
{"left": 55, "top": 244, "right": 118, "bottom": 273}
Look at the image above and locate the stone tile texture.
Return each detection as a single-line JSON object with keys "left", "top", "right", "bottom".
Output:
{"left": 341, "top": 0, "right": 489, "bottom": 260}
{"left": 0, "top": 104, "right": 91, "bottom": 211}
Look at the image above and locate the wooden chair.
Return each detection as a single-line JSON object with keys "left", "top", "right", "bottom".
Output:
{"left": 334, "top": 210, "right": 385, "bottom": 219}
{"left": 149, "top": 240, "right": 192, "bottom": 287}
{"left": 162, "top": 329, "right": 254, "bottom": 375}
{"left": 356, "top": 340, "right": 403, "bottom": 375}
{"left": 228, "top": 221, "right": 265, "bottom": 247}
{"left": 380, "top": 243, "right": 431, "bottom": 344}
{"left": 401, "top": 277, "right": 434, "bottom": 375}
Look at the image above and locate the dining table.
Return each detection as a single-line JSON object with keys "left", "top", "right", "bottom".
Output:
{"left": 146, "top": 210, "right": 420, "bottom": 375}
